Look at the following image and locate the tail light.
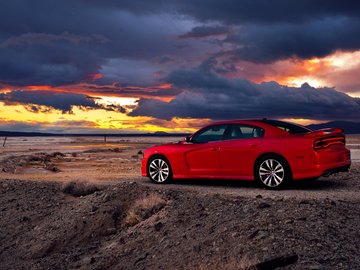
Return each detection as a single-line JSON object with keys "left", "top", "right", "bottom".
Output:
{"left": 313, "top": 136, "right": 345, "bottom": 149}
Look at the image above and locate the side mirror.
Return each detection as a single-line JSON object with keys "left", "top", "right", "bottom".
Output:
{"left": 185, "top": 136, "right": 192, "bottom": 143}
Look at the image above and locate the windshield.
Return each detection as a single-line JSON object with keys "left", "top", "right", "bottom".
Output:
{"left": 262, "top": 120, "right": 312, "bottom": 134}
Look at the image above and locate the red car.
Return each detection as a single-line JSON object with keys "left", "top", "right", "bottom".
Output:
{"left": 141, "top": 119, "right": 351, "bottom": 189}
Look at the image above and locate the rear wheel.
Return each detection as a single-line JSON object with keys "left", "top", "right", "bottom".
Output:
{"left": 147, "top": 156, "right": 172, "bottom": 184}
{"left": 255, "top": 155, "right": 290, "bottom": 189}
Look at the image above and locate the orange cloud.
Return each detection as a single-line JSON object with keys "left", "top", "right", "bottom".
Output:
{"left": 158, "top": 83, "right": 172, "bottom": 89}
{"left": 224, "top": 50, "right": 360, "bottom": 97}
{"left": 27, "top": 85, "right": 57, "bottom": 91}
{"left": 1, "top": 82, "right": 179, "bottom": 102}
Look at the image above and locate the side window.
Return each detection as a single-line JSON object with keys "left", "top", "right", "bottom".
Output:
{"left": 191, "top": 125, "right": 228, "bottom": 143}
{"left": 225, "top": 124, "right": 264, "bottom": 140}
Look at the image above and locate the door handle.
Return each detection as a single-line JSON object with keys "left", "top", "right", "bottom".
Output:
{"left": 250, "top": 144, "right": 258, "bottom": 147}
{"left": 211, "top": 147, "right": 219, "bottom": 151}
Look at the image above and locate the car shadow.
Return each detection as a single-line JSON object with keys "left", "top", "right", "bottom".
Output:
{"left": 287, "top": 177, "right": 347, "bottom": 190}
{"left": 170, "top": 178, "right": 256, "bottom": 189}
{"left": 168, "top": 177, "right": 347, "bottom": 191}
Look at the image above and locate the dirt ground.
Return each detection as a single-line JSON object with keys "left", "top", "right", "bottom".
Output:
{"left": 0, "top": 136, "right": 359, "bottom": 269}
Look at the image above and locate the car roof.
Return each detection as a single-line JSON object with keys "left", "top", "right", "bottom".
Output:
{"left": 208, "top": 119, "right": 267, "bottom": 126}
{"left": 202, "top": 119, "right": 312, "bottom": 136}
{"left": 200, "top": 119, "right": 291, "bottom": 137}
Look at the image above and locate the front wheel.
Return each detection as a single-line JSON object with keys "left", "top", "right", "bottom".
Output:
{"left": 147, "top": 156, "right": 172, "bottom": 184}
{"left": 255, "top": 155, "right": 291, "bottom": 189}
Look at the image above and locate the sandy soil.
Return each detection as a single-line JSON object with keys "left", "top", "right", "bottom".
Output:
{"left": 0, "top": 136, "right": 181, "bottom": 183}
{"left": 0, "top": 136, "right": 359, "bottom": 269}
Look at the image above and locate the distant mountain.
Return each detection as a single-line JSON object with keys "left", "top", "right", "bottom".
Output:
{"left": 154, "top": 131, "right": 170, "bottom": 135}
{"left": 307, "top": 121, "right": 360, "bottom": 134}
{"left": 0, "top": 131, "right": 54, "bottom": 137}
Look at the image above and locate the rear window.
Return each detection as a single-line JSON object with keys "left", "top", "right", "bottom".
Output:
{"left": 262, "top": 120, "right": 312, "bottom": 134}
{"left": 225, "top": 124, "right": 264, "bottom": 140}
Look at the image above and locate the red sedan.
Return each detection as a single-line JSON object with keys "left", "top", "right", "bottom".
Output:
{"left": 141, "top": 119, "right": 351, "bottom": 189}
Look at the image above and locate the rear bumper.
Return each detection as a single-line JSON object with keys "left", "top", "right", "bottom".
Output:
{"left": 322, "top": 164, "right": 351, "bottom": 177}
{"left": 293, "top": 147, "right": 351, "bottom": 180}
{"left": 293, "top": 160, "right": 351, "bottom": 180}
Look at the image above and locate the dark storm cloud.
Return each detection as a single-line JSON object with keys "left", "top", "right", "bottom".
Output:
{"left": 0, "top": 90, "right": 99, "bottom": 112}
{"left": 74, "top": 0, "right": 360, "bottom": 24}
{"left": 178, "top": 26, "right": 229, "bottom": 39}
{"left": 82, "top": 83, "right": 182, "bottom": 97}
{"left": 151, "top": 1, "right": 360, "bottom": 64}
{"left": 0, "top": 32, "right": 109, "bottom": 48}
{"left": 0, "top": 0, "right": 188, "bottom": 86}
{"left": 176, "top": 1, "right": 360, "bottom": 63}
{"left": 130, "top": 69, "right": 360, "bottom": 121}
{"left": 2, "top": 0, "right": 360, "bottom": 97}
{"left": 127, "top": 1, "right": 360, "bottom": 66}
{"left": 24, "top": 104, "right": 53, "bottom": 114}
{"left": 173, "top": 0, "right": 360, "bottom": 24}
{"left": 158, "top": 56, "right": 174, "bottom": 64}
{"left": 355, "top": 98, "right": 360, "bottom": 106}
{"left": 223, "top": 17, "right": 360, "bottom": 63}
{"left": 0, "top": 42, "right": 107, "bottom": 85}
{"left": 0, "top": 90, "right": 128, "bottom": 113}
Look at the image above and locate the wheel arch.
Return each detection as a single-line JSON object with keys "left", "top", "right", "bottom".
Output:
{"left": 253, "top": 152, "right": 293, "bottom": 180}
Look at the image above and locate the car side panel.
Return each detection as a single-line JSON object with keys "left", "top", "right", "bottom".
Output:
{"left": 219, "top": 138, "right": 262, "bottom": 178}
{"left": 182, "top": 141, "right": 222, "bottom": 177}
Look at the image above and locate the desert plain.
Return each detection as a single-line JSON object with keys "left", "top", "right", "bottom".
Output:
{"left": 0, "top": 135, "right": 359, "bottom": 269}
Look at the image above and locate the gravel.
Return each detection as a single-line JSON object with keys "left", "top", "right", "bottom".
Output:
{"left": 0, "top": 177, "right": 359, "bottom": 269}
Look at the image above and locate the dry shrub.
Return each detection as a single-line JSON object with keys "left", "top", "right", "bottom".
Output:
{"left": 62, "top": 181, "right": 100, "bottom": 197}
{"left": 50, "top": 152, "right": 66, "bottom": 158}
{"left": 125, "top": 210, "right": 142, "bottom": 227}
{"left": 83, "top": 148, "right": 106, "bottom": 153}
{"left": 44, "top": 164, "right": 60, "bottom": 172}
{"left": 27, "top": 152, "right": 56, "bottom": 163}
{"left": 125, "top": 194, "right": 166, "bottom": 226}
{"left": 27, "top": 155, "right": 45, "bottom": 162}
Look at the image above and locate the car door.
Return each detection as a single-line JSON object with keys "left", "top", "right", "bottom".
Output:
{"left": 219, "top": 124, "right": 264, "bottom": 178}
{"left": 184, "top": 124, "right": 228, "bottom": 177}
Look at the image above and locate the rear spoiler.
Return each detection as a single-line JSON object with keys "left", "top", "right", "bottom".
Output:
{"left": 304, "top": 128, "right": 344, "bottom": 138}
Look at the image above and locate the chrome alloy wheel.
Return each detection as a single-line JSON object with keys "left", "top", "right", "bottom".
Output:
{"left": 258, "top": 159, "right": 285, "bottom": 187}
{"left": 148, "top": 158, "right": 170, "bottom": 183}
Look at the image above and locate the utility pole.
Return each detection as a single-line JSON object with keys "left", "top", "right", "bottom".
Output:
{"left": 2, "top": 137, "right": 7, "bottom": 147}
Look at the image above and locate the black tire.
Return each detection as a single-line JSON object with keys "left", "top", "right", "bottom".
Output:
{"left": 147, "top": 156, "right": 172, "bottom": 184}
{"left": 255, "top": 155, "right": 291, "bottom": 189}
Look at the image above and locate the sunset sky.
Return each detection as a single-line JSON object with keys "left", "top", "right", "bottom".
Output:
{"left": 0, "top": 1, "right": 360, "bottom": 133}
